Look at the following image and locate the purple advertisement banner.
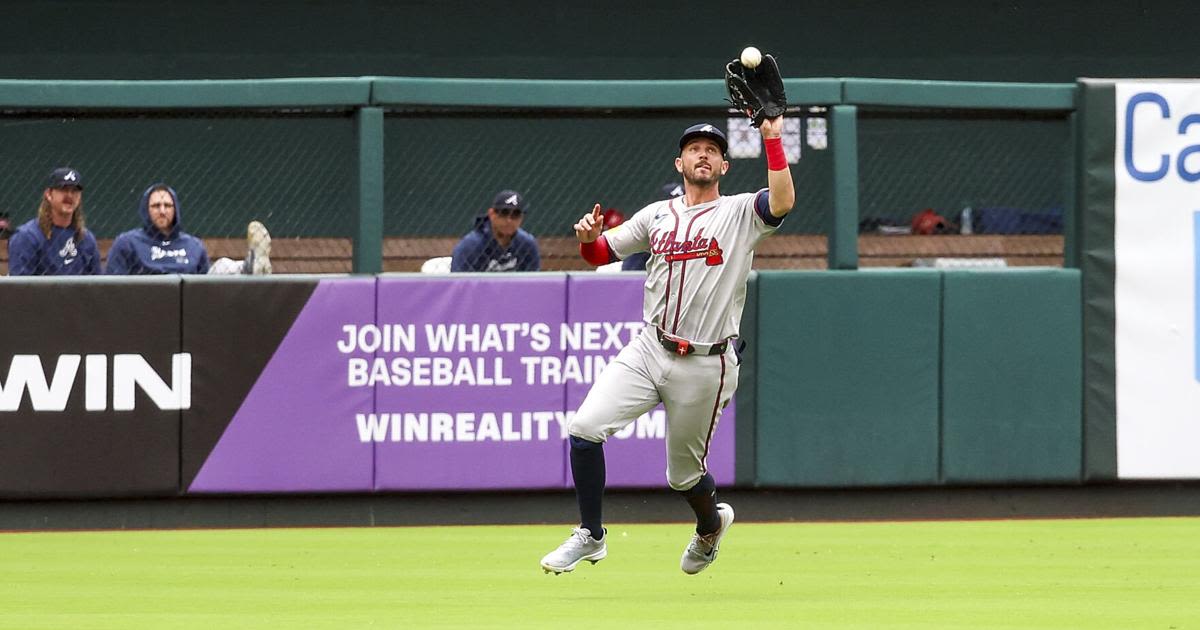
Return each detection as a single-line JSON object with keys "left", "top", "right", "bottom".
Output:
{"left": 189, "top": 274, "right": 735, "bottom": 493}
{"left": 373, "top": 275, "right": 568, "bottom": 491}
{"left": 190, "top": 279, "right": 376, "bottom": 493}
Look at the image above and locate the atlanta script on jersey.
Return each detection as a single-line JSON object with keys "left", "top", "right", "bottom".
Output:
{"left": 603, "top": 190, "right": 781, "bottom": 344}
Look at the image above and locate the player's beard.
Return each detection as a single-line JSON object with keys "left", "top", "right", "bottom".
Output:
{"left": 682, "top": 161, "right": 722, "bottom": 188}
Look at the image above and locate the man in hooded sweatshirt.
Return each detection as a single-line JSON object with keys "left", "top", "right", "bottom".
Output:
{"left": 450, "top": 189, "right": 540, "bottom": 272}
{"left": 105, "top": 183, "right": 271, "bottom": 275}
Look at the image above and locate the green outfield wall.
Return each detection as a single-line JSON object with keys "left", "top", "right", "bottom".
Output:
{"left": 0, "top": 270, "right": 1087, "bottom": 498}
{"left": 940, "top": 269, "right": 1082, "bottom": 484}
{"left": 752, "top": 270, "right": 942, "bottom": 487}
{"left": 751, "top": 268, "right": 1083, "bottom": 487}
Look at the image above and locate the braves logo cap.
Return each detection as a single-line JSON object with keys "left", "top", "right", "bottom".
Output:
{"left": 678, "top": 123, "right": 728, "bottom": 155}
{"left": 46, "top": 167, "right": 84, "bottom": 190}
{"left": 492, "top": 189, "right": 525, "bottom": 211}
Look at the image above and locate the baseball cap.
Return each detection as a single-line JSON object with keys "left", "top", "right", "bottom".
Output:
{"left": 492, "top": 189, "right": 525, "bottom": 211}
{"left": 678, "top": 123, "right": 728, "bottom": 155}
{"left": 46, "top": 167, "right": 84, "bottom": 190}
{"left": 660, "top": 181, "right": 685, "bottom": 199}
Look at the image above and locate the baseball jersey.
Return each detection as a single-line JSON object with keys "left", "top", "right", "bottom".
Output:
{"left": 603, "top": 189, "right": 781, "bottom": 343}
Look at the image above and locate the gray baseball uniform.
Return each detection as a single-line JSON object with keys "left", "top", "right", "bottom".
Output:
{"left": 568, "top": 189, "right": 781, "bottom": 489}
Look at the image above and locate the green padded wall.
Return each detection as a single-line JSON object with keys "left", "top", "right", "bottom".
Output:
{"left": 1076, "top": 80, "right": 1118, "bottom": 481}
{"left": 941, "top": 269, "right": 1082, "bottom": 484}
{"left": 734, "top": 272, "right": 759, "bottom": 486}
{"left": 755, "top": 270, "right": 941, "bottom": 487}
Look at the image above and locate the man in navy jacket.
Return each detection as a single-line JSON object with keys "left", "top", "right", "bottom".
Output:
{"left": 7, "top": 167, "right": 101, "bottom": 275}
{"left": 450, "top": 189, "right": 541, "bottom": 272}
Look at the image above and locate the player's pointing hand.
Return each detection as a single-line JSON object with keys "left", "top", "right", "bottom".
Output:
{"left": 574, "top": 203, "right": 604, "bottom": 243}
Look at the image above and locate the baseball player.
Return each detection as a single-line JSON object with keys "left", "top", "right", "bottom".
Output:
{"left": 540, "top": 114, "right": 795, "bottom": 574}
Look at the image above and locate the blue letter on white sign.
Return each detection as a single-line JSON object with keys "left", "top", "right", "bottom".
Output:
{"left": 1125, "top": 92, "right": 1171, "bottom": 182}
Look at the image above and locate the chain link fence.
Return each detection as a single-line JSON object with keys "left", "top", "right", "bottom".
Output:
{"left": 0, "top": 110, "right": 357, "bottom": 273}
{"left": 0, "top": 91, "right": 1071, "bottom": 274}
{"left": 857, "top": 108, "right": 1069, "bottom": 268}
{"left": 860, "top": 109, "right": 1067, "bottom": 234}
{"left": 383, "top": 110, "right": 831, "bottom": 236}
{"left": 380, "top": 109, "right": 831, "bottom": 271}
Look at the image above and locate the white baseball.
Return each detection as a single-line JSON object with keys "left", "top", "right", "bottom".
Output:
{"left": 740, "top": 46, "right": 762, "bottom": 69}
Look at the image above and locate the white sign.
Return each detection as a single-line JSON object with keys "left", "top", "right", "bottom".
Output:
{"left": 1115, "top": 81, "right": 1200, "bottom": 478}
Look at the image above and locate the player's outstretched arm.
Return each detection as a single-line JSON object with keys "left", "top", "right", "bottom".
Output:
{"left": 760, "top": 116, "right": 795, "bottom": 218}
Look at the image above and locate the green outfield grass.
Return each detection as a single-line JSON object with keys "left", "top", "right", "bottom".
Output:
{"left": 0, "top": 517, "right": 1196, "bottom": 629}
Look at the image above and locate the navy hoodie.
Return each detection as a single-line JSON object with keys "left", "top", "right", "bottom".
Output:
{"left": 105, "top": 184, "right": 210, "bottom": 275}
{"left": 450, "top": 215, "right": 540, "bottom": 272}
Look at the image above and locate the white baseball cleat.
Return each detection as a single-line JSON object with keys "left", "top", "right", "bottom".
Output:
{"left": 540, "top": 527, "right": 607, "bottom": 574}
{"left": 245, "top": 220, "right": 272, "bottom": 275}
{"left": 680, "top": 503, "right": 734, "bottom": 575}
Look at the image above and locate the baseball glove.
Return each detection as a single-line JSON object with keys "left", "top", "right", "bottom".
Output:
{"left": 725, "top": 54, "right": 787, "bottom": 128}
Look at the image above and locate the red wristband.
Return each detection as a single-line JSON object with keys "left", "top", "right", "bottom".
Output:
{"left": 579, "top": 235, "right": 611, "bottom": 266}
{"left": 764, "top": 137, "right": 787, "bottom": 171}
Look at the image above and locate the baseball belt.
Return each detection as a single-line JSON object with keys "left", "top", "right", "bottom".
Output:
{"left": 656, "top": 328, "right": 729, "bottom": 357}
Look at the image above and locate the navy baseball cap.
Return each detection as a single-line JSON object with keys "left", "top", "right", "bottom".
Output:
{"left": 678, "top": 123, "right": 728, "bottom": 155}
{"left": 492, "top": 189, "right": 525, "bottom": 211}
{"left": 46, "top": 167, "right": 83, "bottom": 190}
